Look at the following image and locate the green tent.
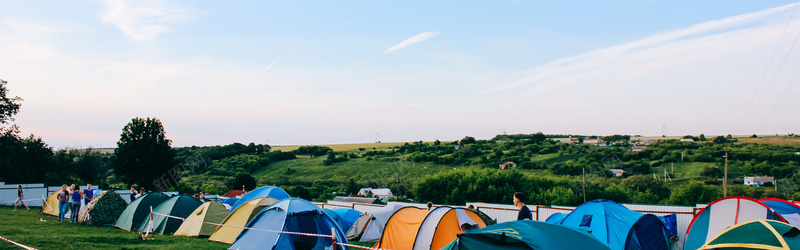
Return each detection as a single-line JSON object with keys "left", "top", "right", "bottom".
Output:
{"left": 136, "top": 195, "right": 203, "bottom": 235}
{"left": 113, "top": 192, "right": 170, "bottom": 231}
{"left": 700, "top": 219, "right": 800, "bottom": 249}
{"left": 173, "top": 202, "right": 229, "bottom": 237}
{"left": 442, "top": 220, "right": 610, "bottom": 250}
{"left": 78, "top": 191, "right": 128, "bottom": 226}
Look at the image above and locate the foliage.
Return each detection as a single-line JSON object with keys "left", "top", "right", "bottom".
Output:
{"left": 232, "top": 174, "right": 257, "bottom": 191}
{"left": 0, "top": 79, "right": 22, "bottom": 125}
{"left": 665, "top": 181, "right": 722, "bottom": 205}
{"left": 112, "top": 117, "right": 176, "bottom": 190}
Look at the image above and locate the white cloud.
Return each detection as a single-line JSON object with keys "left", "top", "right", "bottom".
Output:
{"left": 384, "top": 32, "right": 441, "bottom": 54}
{"left": 98, "top": 0, "right": 196, "bottom": 42}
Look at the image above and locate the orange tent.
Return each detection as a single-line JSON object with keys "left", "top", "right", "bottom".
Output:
{"left": 374, "top": 206, "right": 487, "bottom": 250}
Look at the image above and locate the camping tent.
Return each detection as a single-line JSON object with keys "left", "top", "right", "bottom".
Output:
{"left": 323, "top": 208, "right": 361, "bottom": 232}
{"left": 699, "top": 219, "right": 800, "bottom": 249}
{"left": 348, "top": 203, "right": 405, "bottom": 241}
{"left": 441, "top": 220, "right": 612, "bottom": 250}
{"left": 41, "top": 190, "right": 61, "bottom": 217}
{"left": 209, "top": 197, "right": 279, "bottom": 243}
{"left": 135, "top": 195, "right": 203, "bottom": 235}
{"left": 229, "top": 186, "right": 289, "bottom": 212}
{"left": 229, "top": 198, "right": 348, "bottom": 250}
{"left": 113, "top": 192, "right": 170, "bottom": 231}
{"left": 685, "top": 196, "right": 785, "bottom": 250}
{"left": 174, "top": 202, "right": 229, "bottom": 237}
{"left": 545, "top": 212, "right": 567, "bottom": 223}
{"left": 554, "top": 199, "right": 670, "bottom": 250}
{"left": 374, "top": 206, "right": 487, "bottom": 250}
{"left": 77, "top": 191, "right": 128, "bottom": 226}
{"left": 759, "top": 198, "right": 800, "bottom": 227}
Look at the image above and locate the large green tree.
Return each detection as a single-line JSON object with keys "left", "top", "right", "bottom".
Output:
{"left": 0, "top": 79, "right": 54, "bottom": 183}
{"left": 112, "top": 117, "right": 176, "bottom": 190}
{"left": 0, "top": 79, "right": 22, "bottom": 126}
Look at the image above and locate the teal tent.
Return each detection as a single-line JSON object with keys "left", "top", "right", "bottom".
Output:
{"left": 113, "top": 192, "right": 170, "bottom": 231}
{"left": 136, "top": 195, "right": 203, "bottom": 235}
{"left": 442, "top": 220, "right": 611, "bottom": 250}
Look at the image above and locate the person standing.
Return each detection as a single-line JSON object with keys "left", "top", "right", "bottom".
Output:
{"left": 69, "top": 184, "right": 83, "bottom": 223}
{"left": 129, "top": 186, "right": 138, "bottom": 202}
{"left": 83, "top": 183, "right": 94, "bottom": 206}
{"left": 136, "top": 187, "right": 145, "bottom": 199}
{"left": 513, "top": 192, "right": 532, "bottom": 221}
{"left": 57, "top": 185, "right": 69, "bottom": 222}
{"left": 198, "top": 191, "right": 205, "bottom": 202}
{"left": 13, "top": 184, "right": 30, "bottom": 211}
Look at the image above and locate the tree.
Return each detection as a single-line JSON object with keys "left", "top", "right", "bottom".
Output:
{"left": 346, "top": 178, "right": 360, "bottom": 196}
{"left": 231, "top": 174, "right": 257, "bottom": 191}
{"left": 712, "top": 136, "right": 727, "bottom": 144}
{"left": 112, "top": 117, "right": 176, "bottom": 190}
{"left": 0, "top": 79, "right": 22, "bottom": 126}
{"left": 699, "top": 134, "right": 707, "bottom": 141}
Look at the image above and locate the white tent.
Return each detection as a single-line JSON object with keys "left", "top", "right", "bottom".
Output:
{"left": 349, "top": 203, "right": 405, "bottom": 241}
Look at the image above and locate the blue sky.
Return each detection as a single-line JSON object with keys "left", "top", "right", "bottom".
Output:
{"left": 2, "top": 1, "right": 800, "bottom": 148}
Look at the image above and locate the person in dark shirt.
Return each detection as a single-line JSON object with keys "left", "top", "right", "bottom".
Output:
{"left": 14, "top": 184, "right": 29, "bottom": 211}
{"left": 514, "top": 192, "right": 532, "bottom": 220}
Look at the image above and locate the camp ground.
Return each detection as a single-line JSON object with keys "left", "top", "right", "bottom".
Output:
{"left": 173, "top": 201, "right": 229, "bottom": 237}
{"left": 208, "top": 196, "right": 279, "bottom": 243}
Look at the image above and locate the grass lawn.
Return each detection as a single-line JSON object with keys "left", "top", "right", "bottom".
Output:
{"left": 0, "top": 206, "right": 376, "bottom": 249}
{"left": 0, "top": 206, "right": 229, "bottom": 249}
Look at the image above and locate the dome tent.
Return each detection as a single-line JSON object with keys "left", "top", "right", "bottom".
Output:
{"left": 441, "top": 220, "right": 611, "bottom": 250}
{"left": 323, "top": 208, "right": 361, "bottom": 232}
{"left": 173, "top": 201, "right": 229, "bottom": 237}
{"left": 759, "top": 198, "right": 800, "bottom": 227}
{"left": 374, "top": 206, "right": 487, "bottom": 250}
{"left": 229, "top": 198, "right": 348, "bottom": 250}
{"left": 554, "top": 199, "right": 670, "bottom": 250}
{"left": 699, "top": 219, "right": 800, "bottom": 249}
{"left": 113, "top": 192, "right": 170, "bottom": 231}
{"left": 685, "top": 196, "right": 785, "bottom": 250}
{"left": 209, "top": 197, "right": 279, "bottom": 244}
{"left": 78, "top": 191, "right": 128, "bottom": 226}
{"left": 229, "top": 186, "right": 289, "bottom": 212}
{"left": 135, "top": 195, "right": 203, "bottom": 235}
{"left": 346, "top": 203, "right": 405, "bottom": 241}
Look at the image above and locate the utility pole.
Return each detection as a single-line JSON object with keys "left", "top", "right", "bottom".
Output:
{"left": 582, "top": 168, "right": 586, "bottom": 203}
{"left": 724, "top": 144, "right": 729, "bottom": 197}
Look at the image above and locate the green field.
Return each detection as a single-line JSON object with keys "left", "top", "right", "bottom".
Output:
{"left": 272, "top": 142, "right": 412, "bottom": 153}
{"left": 0, "top": 206, "right": 229, "bottom": 249}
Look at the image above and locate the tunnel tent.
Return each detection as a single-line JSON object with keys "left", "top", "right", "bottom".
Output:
{"left": 113, "top": 192, "right": 170, "bottom": 231}
{"left": 135, "top": 195, "right": 203, "bottom": 235}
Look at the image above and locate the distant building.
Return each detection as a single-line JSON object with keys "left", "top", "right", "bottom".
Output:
{"left": 610, "top": 169, "right": 625, "bottom": 177}
{"left": 744, "top": 176, "right": 775, "bottom": 186}
{"left": 679, "top": 139, "right": 695, "bottom": 143}
{"left": 582, "top": 139, "right": 605, "bottom": 146}
{"left": 222, "top": 189, "right": 246, "bottom": 198}
{"left": 359, "top": 188, "right": 394, "bottom": 202}
{"left": 499, "top": 161, "right": 517, "bottom": 169}
{"left": 629, "top": 146, "right": 647, "bottom": 152}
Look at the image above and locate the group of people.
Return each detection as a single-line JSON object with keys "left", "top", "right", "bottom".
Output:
{"left": 129, "top": 186, "right": 145, "bottom": 201}
{"left": 56, "top": 183, "right": 95, "bottom": 223}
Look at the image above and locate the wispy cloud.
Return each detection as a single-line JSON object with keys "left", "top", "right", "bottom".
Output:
{"left": 98, "top": 0, "right": 196, "bottom": 42}
{"left": 384, "top": 32, "right": 441, "bottom": 54}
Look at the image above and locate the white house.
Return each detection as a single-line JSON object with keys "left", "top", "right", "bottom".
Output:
{"left": 610, "top": 169, "right": 625, "bottom": 177}
{"left": 499, "top": 161, "right": 517, "bottom": 169}
{"left": 358, "top": 188, "right": 394, "bottom": 202}
{"left": 679, "top": 138, "right": 695, "bottom": 142}
{"left": 744, "top": 176, "right": 775, "bottom": 186}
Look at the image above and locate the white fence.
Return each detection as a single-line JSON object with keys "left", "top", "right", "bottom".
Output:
{"left": 0, "top": 182, "right": 47, "bottom": 207}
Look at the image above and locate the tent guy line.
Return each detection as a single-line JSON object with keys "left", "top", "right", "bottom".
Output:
{"left": 145, "top": 210, "right": 393, "bottom": 250}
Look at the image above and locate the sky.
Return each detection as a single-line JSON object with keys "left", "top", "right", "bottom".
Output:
{"left": 2, "top": 1, "right": 800, "bottom": 149}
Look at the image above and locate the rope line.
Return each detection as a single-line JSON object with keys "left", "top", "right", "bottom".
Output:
{"left": 0, "top": 235, "right": 38, "bottom": 250}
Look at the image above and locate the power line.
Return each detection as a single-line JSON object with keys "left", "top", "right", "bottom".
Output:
{"left": 734, "top": 1, "right": 800, "bottom": 134}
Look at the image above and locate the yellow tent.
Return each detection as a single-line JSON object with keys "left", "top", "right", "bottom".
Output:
{"left": 41, "top": 190, "right": 60, "bottom": 216}
{"left": 208, "top": 197, "right": 279, "bottom": 244}
{"left": 174, "top": 202, "right": 229, "bottom": 237}
{"left": 375, "top": 206, "right": 487, "bottom": 250}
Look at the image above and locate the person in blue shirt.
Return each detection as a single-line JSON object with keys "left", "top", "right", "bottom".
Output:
{"left": 514, "top": 192, "right": 532, "bottom": 220}
{"left": 83, "top": 183, "right": 94, "bottom": 206}
{"left": 69, "top": 184, "right": 83, "bottom": 223}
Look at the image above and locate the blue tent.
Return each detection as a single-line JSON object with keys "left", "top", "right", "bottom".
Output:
{"left": 229, "top": 186, "right": 290, "bottom": 212}
{"left": 230, "top": 198, "right": 348, "bottom": 250}
{"left": 219, "top": 198, "right": 240, "bottom": 207}
{"left": 323, "top": 208, "right": 360, "bottom": 232}
{"left": 441, "top": 220, "right": 611, "bottom": 250}
{"left": 545, "top": 212, "right": 567, "bottom": 223}
{"left": 760, "top": 198, "right": 800, "bottom": 227}
{"left": 553, "top": 199, "right": 670, "bottom": 250}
